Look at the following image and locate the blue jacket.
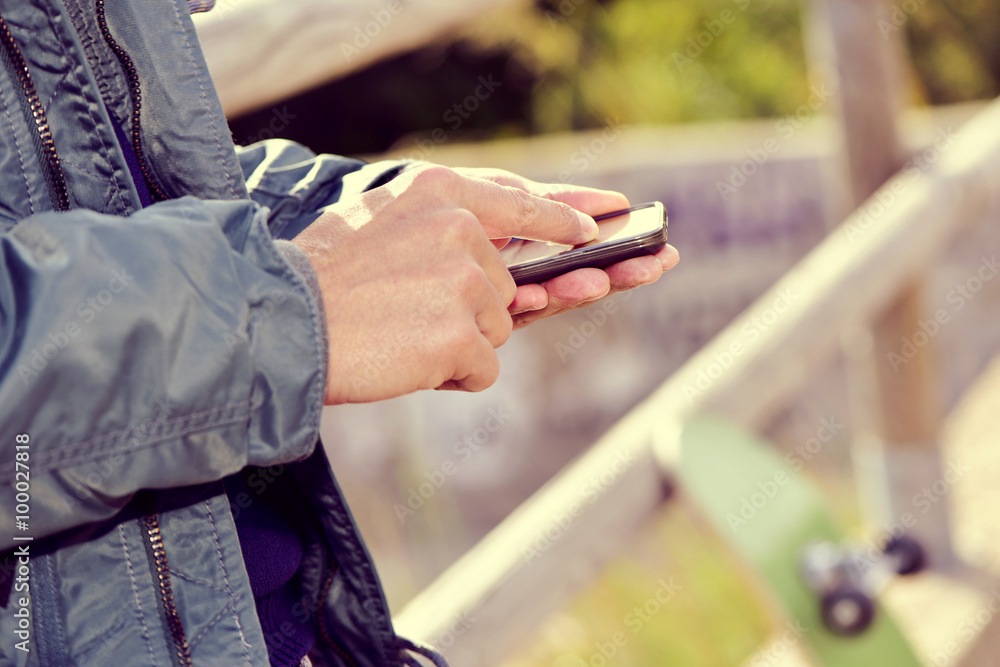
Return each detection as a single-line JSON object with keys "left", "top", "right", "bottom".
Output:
{"left": 0, "top": 0, "right": 429, "bottom": 664}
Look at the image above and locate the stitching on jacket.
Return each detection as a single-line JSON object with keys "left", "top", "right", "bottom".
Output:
{"left": 182, "top": 591, "right": 249, "bottom": 653}
{"left": 0, "top": 85, "right": 35, "bottom": 215}
{"left": 323, "top": 477, "right": 398, "bottom": 664}
{"left": 40, "top": 71, "right": 66, "bottom": 115}
{"left": 245, "top": 183, "right": 304, "bottom": 239}
{"left": 204, "top": 499, "right": 254, "bottom": 665}
{"left": 253, "top": 174, "right": 321, "bottom": 211}
{"left": 119, "top": 523, "right": 160, "bottom": 666}
{"left": 167, "top": 0, "right": 237, "bottom": 199}
{"left": 74, "top": 604, "right": 131, "bottom": 658}
{"left": 40, "top": 1, "right": 130, "bottom": 216}
{"left": 63, "top": 0, "right": 129, "bottom": 126}
{"left": 4, "top": 398, "right": 252, "bottom": 478}
{"left": 32, "top": 553, "right": 73, "bottom": 663}
{"left": 251, "top": 212, "right": 326, "bottom": 461}
{"left": 167, "top": 567, "right": 230, "bottom": 594}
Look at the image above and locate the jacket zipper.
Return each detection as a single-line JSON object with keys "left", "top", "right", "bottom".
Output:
{"left": 316, "top": 563, "right": 360, "bottom": 667}
{"left": 0, "top": 14, "right": 71, "bottom": 211}
{"left": 94, "top": 0, "right": 168, "bottom": 202}
{"left": 143, "top": 513, "right": 194, "bottom": 666}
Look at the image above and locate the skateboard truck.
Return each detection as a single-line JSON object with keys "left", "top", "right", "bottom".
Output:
{"left": 799, "top": 535, "right": 926, "bottom": 636}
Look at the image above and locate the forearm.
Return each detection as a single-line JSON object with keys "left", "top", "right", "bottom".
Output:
{"left": 0, "top": 197, "right": 326, "bottom": 548}
{"left": 236, "top": 139, "right": 412, "bottom": 239}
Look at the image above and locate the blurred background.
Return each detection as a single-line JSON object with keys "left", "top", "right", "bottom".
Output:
{"left": 195, "top": 1, "right": 1000, "bottom": 665}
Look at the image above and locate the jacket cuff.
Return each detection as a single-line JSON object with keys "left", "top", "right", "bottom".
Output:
{"left": 217, "top": 203, "right": 328, "bottom": 465}
{"left": 273, "top": 238, "right": 328, "bottom": 385}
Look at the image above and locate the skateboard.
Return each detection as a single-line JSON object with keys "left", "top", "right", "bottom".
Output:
{"left": 677, "top": 417, "right": 922, "bottom": 666}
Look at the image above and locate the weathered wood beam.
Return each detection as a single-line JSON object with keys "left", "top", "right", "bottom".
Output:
{"left": 394, "top": 98, "right": 1000, "bottom": 664}
{"left": 193, "top": 0, "right": 517, "bottom": 117}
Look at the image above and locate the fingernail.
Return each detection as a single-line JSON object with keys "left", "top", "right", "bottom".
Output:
{"left": 660, "top": 244, "right": 680, "bottom": 269}
{"left": 578, "top": 212, "right": 599, "bottom": 240}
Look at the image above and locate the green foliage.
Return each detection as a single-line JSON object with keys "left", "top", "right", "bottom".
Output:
{"left": 462, "top": 0, "right": 811, "bottom": 133}
{"left": 460, "top": 0, "right": 999, "bottom": 135}
{"left": 902, "top": 0, "right": 1000, "bottom": 104}
{"left": 506, "top": 504, "right": 773, "bottom": 667}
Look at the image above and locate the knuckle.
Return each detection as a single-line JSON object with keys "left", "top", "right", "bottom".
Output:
{"left": 500, "top": 274, "right": 517, "bottom": 308}
{"left": 493, "top": 312, "right": 513, "bottom": 347}
{"left": 451, "top": 322, "right": 482, "bottom": 352}
{"left": 480, "top": 354, "right": 501, "bottom": 389}
{"left": 451, "top": 261, "right": 487, "bottom": 297}
{"left": 554, "top": 201, "right": 578, "bottom": 232}
{"left": 508, "top": 187, "right": 539, "bottom": 224}
{"left": 412, "top": 164, "right": 458, "bottom": 190}
{"left": 440, "top": 209, "right": 481, "bottom": 249}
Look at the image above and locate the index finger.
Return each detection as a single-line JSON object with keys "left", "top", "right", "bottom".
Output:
{"left": 459, "top": 177, "right": 599, "bottom": 246}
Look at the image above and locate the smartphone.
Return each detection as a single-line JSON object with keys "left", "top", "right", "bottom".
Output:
{"left": 501, "top": 201, "right": 668, "bottom": 285}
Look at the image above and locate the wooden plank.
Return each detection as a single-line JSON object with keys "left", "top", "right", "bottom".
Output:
{"left": 956, "top": 608, "right": 1000, "bottom": 667}
{"left": 805, "top": 0, "right": 908, "bottom": 204}
{"left": 681, "top": 419, "right": 921, "bottom": 666}
{"left": 870, "top": 283, "right": 943, "bottom": 442}
{"left": 807, "top": 0, "right": 953, "bottom": 565}
{"left": 394, "top": 99, "right": 1000, "bottom": 663}
{"left": 192, "top": 0, "right": 516, "bottom": 117}
{"left": 393, "top": 425, "right": 670, "bottom": 666}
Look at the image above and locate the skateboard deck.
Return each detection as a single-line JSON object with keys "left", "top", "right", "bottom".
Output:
{"left": 678, "top": 417, "right": 920, "bottom": 666}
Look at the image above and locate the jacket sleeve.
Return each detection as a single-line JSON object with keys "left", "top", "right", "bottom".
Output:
{"left": 0, "top": 196, "right": 327, "bottom": 549}
{"left": 236, "top": 139, "right": 414, "bottom": 239}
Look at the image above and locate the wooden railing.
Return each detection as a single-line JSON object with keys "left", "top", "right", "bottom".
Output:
{"left": 193, "top": 0, "right": 516, "bottom": 117}
{"left": 192, "top": 1, "right": 1000, "bottom": 662}
{"left": 392, "top": 96, "right": 1000, "bottom": 665}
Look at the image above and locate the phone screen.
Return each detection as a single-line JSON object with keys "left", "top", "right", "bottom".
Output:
{"left": 500, "top": 202, "right": 666, "bottom": 283}
{"left": 501, "top": 210, "right": 639, "bottom": 265}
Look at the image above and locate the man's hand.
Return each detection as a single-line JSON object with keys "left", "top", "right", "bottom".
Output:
{"left": 291, "top": 164, "right": 602, "bottom": 404}
{"left": 453, "top": 167, "right": 680, "bottom": 328}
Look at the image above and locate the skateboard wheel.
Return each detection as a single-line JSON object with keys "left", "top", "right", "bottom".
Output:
{"left": 884, "top": 535, "right": 926, "bottom": 575}
{"left": 821, "top": 587, "right": 875, "bottom": 636}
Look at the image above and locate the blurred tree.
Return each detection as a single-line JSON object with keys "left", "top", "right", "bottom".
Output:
{"left": 226, "top": 0, "right": 1000, "bottom": 155}
{"left": 460, "top": 0, "right": 812, "bottom": 132}
{"left": 903, "top": 0, "right": 999, "bottom": 104}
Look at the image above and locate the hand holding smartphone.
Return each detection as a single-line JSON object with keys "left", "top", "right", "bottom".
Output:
{"left": 500, "top": 201, "right": 668, "bottom": 285}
